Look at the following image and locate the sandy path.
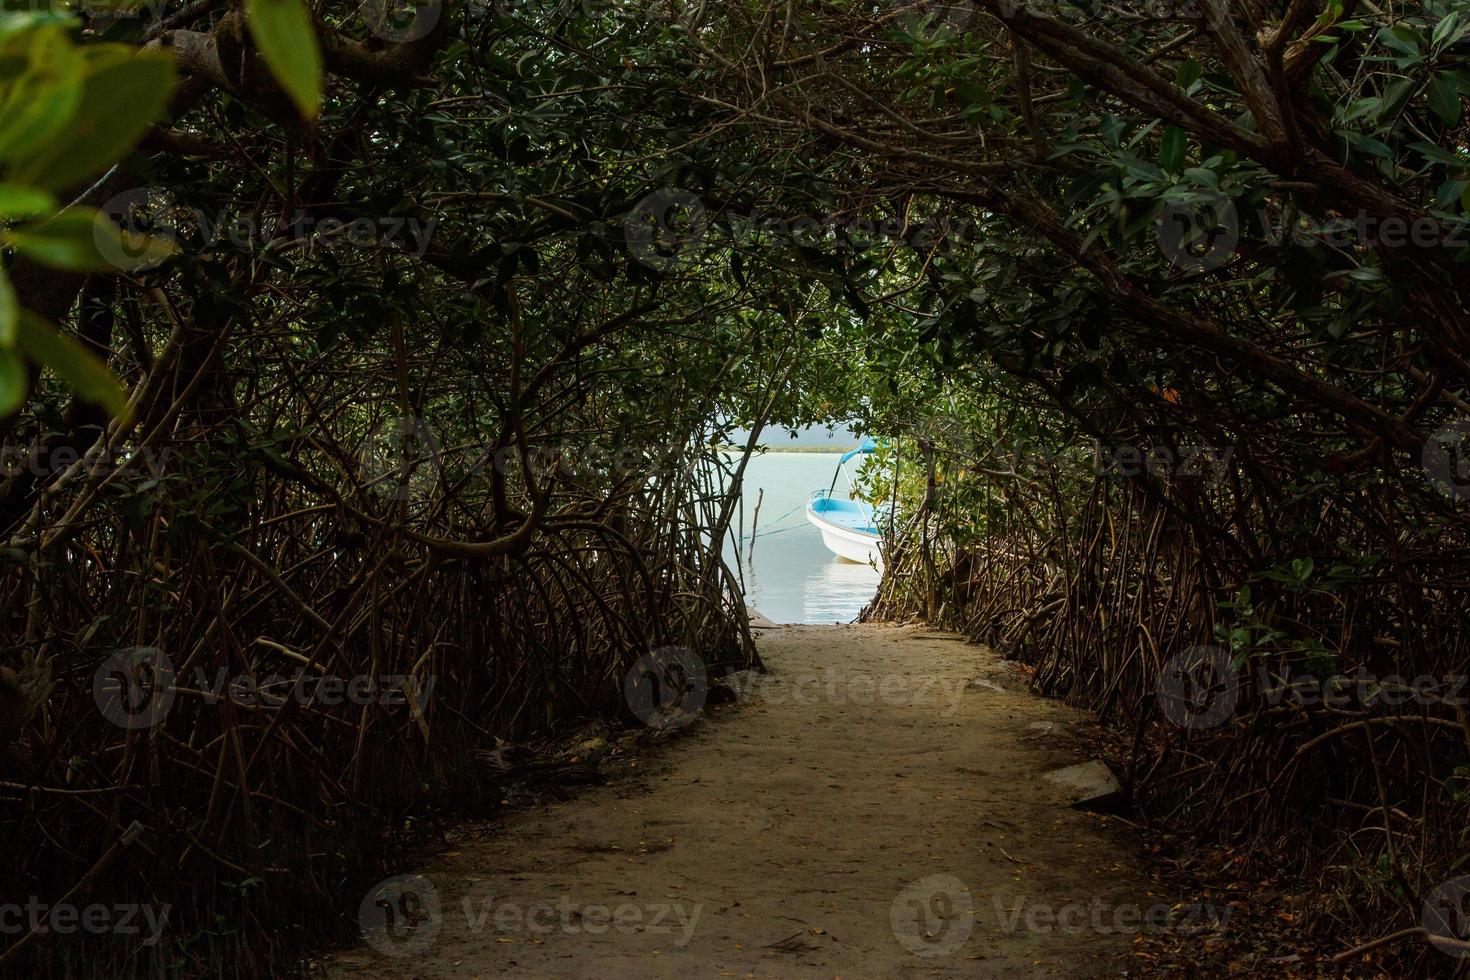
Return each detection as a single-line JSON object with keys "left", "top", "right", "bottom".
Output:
{"left": 329, "top": 624, "right": 1148, "bottom": 979}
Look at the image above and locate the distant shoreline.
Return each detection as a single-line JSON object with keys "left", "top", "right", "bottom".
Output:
{"left": 717, "top": 445, "right": 854, "bottom": 454}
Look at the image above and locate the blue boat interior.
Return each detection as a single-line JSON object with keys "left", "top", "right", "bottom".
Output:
{"left": 809, "top": 492, "right": 881, "bottom": 536}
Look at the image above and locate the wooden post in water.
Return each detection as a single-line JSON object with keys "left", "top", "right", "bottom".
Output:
{"left": 747, "top": 487, "right": 764, "bottom": 570}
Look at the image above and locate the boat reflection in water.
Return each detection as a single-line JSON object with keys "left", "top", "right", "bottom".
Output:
{"left": 801, "top": 554, "right": 883, "bottom": 623}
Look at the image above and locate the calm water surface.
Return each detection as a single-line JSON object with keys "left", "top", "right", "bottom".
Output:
{"left": 723, "top": 452, "right": 881, "bottom": 624}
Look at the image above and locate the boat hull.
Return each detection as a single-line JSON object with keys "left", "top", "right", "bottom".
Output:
{"left": 805, "top": 501, "right": 883, "bottom": 566}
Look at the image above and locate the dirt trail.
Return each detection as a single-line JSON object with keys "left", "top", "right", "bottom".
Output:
{"left": 330, "top": 624, "right": 1149, "bottom": 979}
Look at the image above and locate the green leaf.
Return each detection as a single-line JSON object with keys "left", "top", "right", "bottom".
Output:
{"left": 1428, "top": 76, "right": 1463, "bottom": 126}
{"left": 6, "top": 209, "right": 114, "bottom": 271}
{"left": 1064, "top": 169, "right": 1111, "bottom": 207}
{"left": 0, "top": 27, "right": 85, "bottom": 165}
{"left": 1376, "top": 76, "right": 1417, "bottom": 125}
{"left": 0, "top": 347, "right": 24, "bottom": 416}
{"left": 1343, "top": 131, "right": 1394, "bottom": 160}
{"left": 1159, "top": 126, "right": 1187, "bottom": 173}
{"left": 0, "top": 183, "right": 56, "bottom": 219}
{"left": 1183, "top": 167, "right": 1220, "bottom": 190}
{"left": 7, "top": 207, "right": 175, "bottom": 273}
{"left": 1175, "top": 59, "right": 1201, "bottom": 90}
{"left": 0, "top": 266, "right": 15, "bottom": 346}
{"left": 0, "top": 10, "right": 77, "bottom": 42}
{"left": 1412, "top": 140, "right": 1466, "bottom": 166}
{"left": 14, "top": 309, "right": 128, "bottom": 417}
{"left": 1433, "top": 12, "right": 1469, "bottom": 49}
{"left": 9, "top": 49, "right": 176, "bottom": 191}
{"left": 1384, "top": 24, "right": 1425, "bottom": 56}
{"left": 246, "top": 0, "right": 324, "bottom": 122}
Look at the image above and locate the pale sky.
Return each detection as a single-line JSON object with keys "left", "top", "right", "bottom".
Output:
{"left": 728, "top": 423, "right": 861, "bottom": 448}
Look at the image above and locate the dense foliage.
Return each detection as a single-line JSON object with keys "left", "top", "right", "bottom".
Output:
{"left": 2, "top": 0, "right": 1470, "bottom": 975}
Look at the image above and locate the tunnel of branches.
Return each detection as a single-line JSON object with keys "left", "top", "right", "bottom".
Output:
{"left": 1, "top": 0, "right": 1469, "bottom": 976}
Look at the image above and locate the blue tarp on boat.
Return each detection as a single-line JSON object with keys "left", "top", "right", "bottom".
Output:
{"left": 838, "top": 436, "right": 878, "bottom": 465}
{"left": 808, "top": 493, "right": 880, "bottom": 535}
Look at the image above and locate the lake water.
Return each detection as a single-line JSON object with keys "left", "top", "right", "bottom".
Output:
{"left": 723, "top": 452, "right": 882, "bottom": 624}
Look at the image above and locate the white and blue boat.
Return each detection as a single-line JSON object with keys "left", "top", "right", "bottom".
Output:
{"left": 806, "top": 437, "right": 884, "bottom": 566}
